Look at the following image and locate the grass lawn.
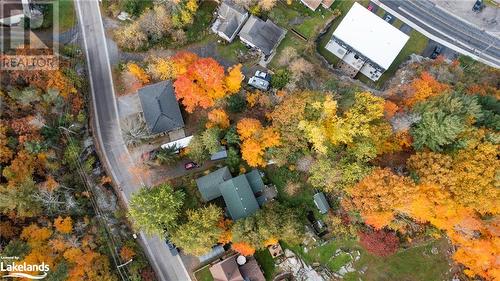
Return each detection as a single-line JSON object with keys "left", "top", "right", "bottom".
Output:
{"left": 376, "top": 7, "right": 386, "bottom": 17}
{"left": 268, "top": 1, "right": 333, "bottom": 39}
{"left": 254, "top": 249, "right": 276, "bottom": 280}
{"left": 268, "top": 33, "right": 308, "bottom": 69}
{"left": 216, "top": 39, "right": 249, "bottom": 62}
{"left": 393, "top": 18, "right": 403, "bottom": 29}
{"left": 359, "top": 240, "right": 451, "bottom": 281}
{"left": 264, "top": 166, "right": 315, "bottom": 210}
{"left": 57, "top": 0, "right": 75, "bottom": 32}
{"left": 282, "top": 239, "right": 451, "bottom": 281}
{"left": 194, "top": 266, "right": 213, "bottom": 281}
{"left": 267, "top": 0, "right": 336, "bottom": 68}
{"left": 186, "top": 1, "right": 218, "bottom": 43}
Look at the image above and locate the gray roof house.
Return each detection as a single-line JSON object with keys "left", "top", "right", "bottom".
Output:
{"left": 238, "top": 15, "right": 287, "bottom": 57}
{"left": 211, "top": 0, "right": 249, "bottom": 42}
{"left": 137, "top": 81, "right": 185, "bottom": 135}
{"left": 196, "top": 167, "right": 265, "bottom": 220}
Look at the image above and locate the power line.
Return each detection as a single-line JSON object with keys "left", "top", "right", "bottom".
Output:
{"left": 60, "top": 129, "right": 132, "bottom": 281}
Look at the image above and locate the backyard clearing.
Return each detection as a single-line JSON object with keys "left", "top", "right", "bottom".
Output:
{"left": 282, "top": 238, "right": 452, "bottom": 281}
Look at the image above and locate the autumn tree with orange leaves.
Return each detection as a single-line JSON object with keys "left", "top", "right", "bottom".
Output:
{"left": 404, "top": 71, "right": 449, "bottom": 107}
{"left": 346, "top": 168, "right": 417, "bottom": 229}
{"left": 172, "top": 53, "right": 243, "bottom": 112}
{"left": 225, "top": 64, "right": 243, "bottom": 94}
{"left": 206, "top": 108, "right": 230, "bottom": 129}
{"left": 231, "top": 242, "right": 256, "bottom": 256}
{"left": 54, "top": 216, "right": 73, "bottom": 234}
{"left": 236, "top": 118, "right": 280, "bottom": 167}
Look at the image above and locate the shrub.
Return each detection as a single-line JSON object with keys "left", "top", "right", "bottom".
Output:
{"left": 122, "top": 0, "right": 152, "bottom": 17}
{"left": 227, "top": 94, "right": 247, "bottom": 113}
{"left": 358, "top": 229, "right": 399, "bottom": 257}
{"left": 271, "top": 69, "right": 290, "bottom": 90}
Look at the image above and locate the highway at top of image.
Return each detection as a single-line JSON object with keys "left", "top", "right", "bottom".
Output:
{"left": 378, "top": 0, "right": 500, "bottom": 68}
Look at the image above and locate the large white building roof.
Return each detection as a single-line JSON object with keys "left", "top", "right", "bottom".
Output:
{"left": 332, "top": 2, "right": 409, "bottom": 70}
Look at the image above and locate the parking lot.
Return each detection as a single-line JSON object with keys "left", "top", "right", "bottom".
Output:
{"left": 368, "top": 1, "right": 460, "bottom": 61}
{"left": 422, "top": 40, "right": 460, "bottom": 60}
{"left": 428, "top": 0, "right": 500, "bottom": 36}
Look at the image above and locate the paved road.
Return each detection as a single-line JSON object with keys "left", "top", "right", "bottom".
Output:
{"left": 74, "top": 0, "right": 191, "bottom": 280}
{"left": 378, "top": 0, "right": 500, "bottom": 68}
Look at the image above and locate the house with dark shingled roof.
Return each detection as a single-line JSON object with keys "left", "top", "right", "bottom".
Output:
{"left": 137, "top": 80, "right": 185, "bottom": 135}
{"left": 238, "top": 15, "right": 286, "bottom": 58}
{"left": 211, "top": 0, "right": 249, "bottom": 42}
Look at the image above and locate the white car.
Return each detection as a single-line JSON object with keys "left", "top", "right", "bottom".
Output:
{"left": 248, "top": 76, "right": 270, "bottom": 91}
{"left": 255, "top": 70, "right": 271, "bottom": 82}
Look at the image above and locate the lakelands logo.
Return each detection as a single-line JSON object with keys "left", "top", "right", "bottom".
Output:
{"left": 0, "top": 258, "right": 49, "bottom": 279}
{"left": 0, "top": 0, "right": 59, "bottom": 70}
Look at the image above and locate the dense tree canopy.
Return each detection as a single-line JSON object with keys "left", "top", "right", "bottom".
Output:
{"left": 237, "top": 118, "right": 280, "bottom": 167}
{"left": 410, "top": 92, "right": 482, "bottom": 151}
{"left": 170, "top": 205, "right": 223, "bottom": 256}
{"left": 172, "top": 53, "right": 243, "bottom": 113}
{"left": 231, "top": 203, "right": 305, "bottom": 251}
{"left": 129, "top": 184, "right": 184, "bottom": 236}
{"left": 347, "top": 168, "right": 417, "bottom": 229}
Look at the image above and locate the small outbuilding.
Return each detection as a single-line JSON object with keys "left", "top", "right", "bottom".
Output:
{"left": 300, "top": 0, "right": 335, "bottom": 11}
{"left": 313, "top": 192, "right": 330, "bottom": 214}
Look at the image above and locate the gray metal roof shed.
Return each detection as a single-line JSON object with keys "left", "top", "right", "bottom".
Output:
{"left": 313, "top": 192, "right": 330, "bottom": 214}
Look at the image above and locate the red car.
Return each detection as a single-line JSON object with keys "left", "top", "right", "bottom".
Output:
{"left": 367, "top": 3, "right": 375, "bottom": 11}
{"left": 184, "top": 162, "right": 200, "bottom": 170}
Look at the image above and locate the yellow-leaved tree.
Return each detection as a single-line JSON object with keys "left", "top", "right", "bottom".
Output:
{"left": 225, "top": 64, "right": 243, "bottom": 94}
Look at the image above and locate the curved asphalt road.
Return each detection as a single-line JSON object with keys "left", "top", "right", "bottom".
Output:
{"left": 378, "top": 0, "right": 500, "bottom": 68}
{"left": 74, "top": 0, "right": 191, "bottom": 280}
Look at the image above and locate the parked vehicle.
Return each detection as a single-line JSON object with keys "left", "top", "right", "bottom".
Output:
{"left": 384, "top": 14, "right": 393, "bottom": 23}
{"left": 367, "top": 3, "right": 375, "bottom": 11}
{"left": 165, "top": 240, "right": 179, "bottom": 256}
{"left": 248, "top": 76, "right": 270, "bottom": 91}
{"left": 306, "top": 211, "right": 328, "bottom": 236}
{"left": 255, "top": 70, "right": 271, "bottom": 82}
{"left": 472, "top": 0, "right": 483, "bottom": 12}
{"left": 430, "top": 45, "right": 443, "bottom": 59}
{"left": 184, "top": 161, "right": 200, "bottom": 170}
